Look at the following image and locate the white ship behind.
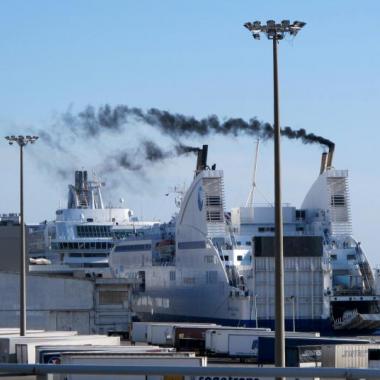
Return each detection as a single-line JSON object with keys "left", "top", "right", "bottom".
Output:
{"left": 29, "top": 170, "right": 157, "bottom": 277}
{"left": 109, "top": 145, "right": 380, "bottom": 332}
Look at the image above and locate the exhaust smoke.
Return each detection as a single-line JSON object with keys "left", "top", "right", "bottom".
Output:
{"left": 66, "top": 104, "right": 334, "bottom": 150}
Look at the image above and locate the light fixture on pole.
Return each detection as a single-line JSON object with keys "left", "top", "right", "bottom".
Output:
{"left": 244, "top": 19, "right": 305, "bottom": 377}
{"left": 4, "top": 135, "right": 39, "bottom": 336}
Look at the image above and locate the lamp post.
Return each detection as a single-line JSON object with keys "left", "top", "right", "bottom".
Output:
{"left": 244, "top": 20, "right": 305, "bottom": 375}
{"left": 4, "top": 135, "right": 39, "bottom": 336}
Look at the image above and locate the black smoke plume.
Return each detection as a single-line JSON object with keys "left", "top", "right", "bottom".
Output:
{"left": 66, "top": 104, "right": 334, "bottom": 149}
{"left": 99, "top": 141, "right": 200, "bottom": 177}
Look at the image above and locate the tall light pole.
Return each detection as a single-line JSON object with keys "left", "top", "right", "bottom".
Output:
{"left": 5, "top": 135, "right": 39, "bottom": 336}
{"left": 244, "top": 20, "right": 305, "bottom": 375}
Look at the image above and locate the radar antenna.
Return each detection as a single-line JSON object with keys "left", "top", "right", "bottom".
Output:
{"left": 166, "top": 184, "right": 186, "bottom": 209}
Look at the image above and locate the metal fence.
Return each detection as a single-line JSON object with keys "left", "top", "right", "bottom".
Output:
{"left": 1, "top": 364, "right": 380, "bottom": 379}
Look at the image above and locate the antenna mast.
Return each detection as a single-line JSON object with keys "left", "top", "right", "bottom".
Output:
{"left": 246, "top": 139, "right": 260, "bottom": 207}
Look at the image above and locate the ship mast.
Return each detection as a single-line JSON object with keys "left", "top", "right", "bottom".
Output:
{"left": 245, "top": 139, "right": 260, "bottom": 208}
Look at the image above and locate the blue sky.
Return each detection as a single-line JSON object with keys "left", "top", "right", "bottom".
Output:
{"left": 0, "top": 1, "right": 379, "bottom": 263}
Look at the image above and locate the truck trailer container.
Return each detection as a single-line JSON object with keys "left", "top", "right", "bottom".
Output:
{"left": 258, "top": 337, "right": 372, "bottom": 366}
{"left": 131, "top": 322, "right": 219, "bottom": 344}
{"left": 16, "top": 336, "right": 121, "bottom": 363}
{"left": 146, "top": 323, "right": 220, "bottom": 346}
{"left": 0, "top": 334, "right": 118, "bottom": 363}
{"left": 321, "top": 344, "right": 380, "bottom": 368}
{"left": 205, "top": 329, "right": 320, "bottom": 357}
{"left": 60, "top": 354, "right": 207, "bottom": 380}
{"left": 35, "top": 345, "right": 168, "bottom": 364}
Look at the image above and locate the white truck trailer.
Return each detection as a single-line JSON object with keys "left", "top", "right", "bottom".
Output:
{"left": 16, "top": 335, "right": 121, "bottom": 363}
{"left": 0, "top": 334, "right": 117, "bottom": 363}
{"left": 205, "top": 329, "right": 320, "bottom": 357}
{"left": 60, "top": 353, "right": 207, "bottom": 380}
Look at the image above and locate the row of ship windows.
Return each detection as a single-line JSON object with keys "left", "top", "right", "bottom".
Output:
{"left": 236, "top": 241, "right": 252, "bottom": 246}
{"left": 257, "top": 226, "right": 304, "bottom": 233}
{"left": 331, "top": 253, "right": 356, "bottom": 261}
{"left": 68, "top": 253, "right": 108, "bottom": 257}
{"left": 114, "top": 244, "right": 152, "bottom": 252}
{"left": 77, "top": 225, "right": 112, "bottom": 238}
{"left": 204, "top": 254, "right": 250, "bottom": 263}
{"left": 68, "top": 263, "right": 108, "bottom": 268}
{"left": 51, "top": 242, "right": 114, "bottom": 250}
{"left": 76, "top": 225, "right": 146, "bottom": 239}
{"left": 169, "top": 270, "right": 218, "bottom": 284}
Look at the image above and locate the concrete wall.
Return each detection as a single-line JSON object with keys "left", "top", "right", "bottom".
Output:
{"left": 0, "top": 272, "right": 94, "bottom": 333}
{"left": 0, "top": 225, "right": 28, "bottom": 272}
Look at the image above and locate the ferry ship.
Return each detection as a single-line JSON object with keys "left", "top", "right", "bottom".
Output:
{"left": 29, "top": 171, "right": 157, "bottom": 277}
{"left": 109, "top": 145, "right": 380, "bottom": 332}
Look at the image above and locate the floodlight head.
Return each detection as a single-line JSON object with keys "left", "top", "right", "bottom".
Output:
{"left": 26, "top": 135, "right": 31, "bottom": 139}
{"left": 5, "top": 136, "right": 9, "bottom": 141}
{"left": 293, "top": 21, "right": 306, "bottom": 28}
{"left": 244, "top": 22, "right": 253, "bottom": 30}
{"left": 253, "top": 21, "right": 261, "bottom": 29}
{"left": 244, "top": 19, "right": 305, "bottom": 41}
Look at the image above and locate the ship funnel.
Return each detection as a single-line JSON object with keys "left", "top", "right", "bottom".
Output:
{"left": 320, "top": 152, "right": 328, "bottom": 175}
{"left": 195, "top": 145, "right": 208, "bottom": 174}
{"left": 326, "top": 143, "right": 335, "bottom": 169}
{"left": 75, "top": 170, "right": 88, "bottom": 191}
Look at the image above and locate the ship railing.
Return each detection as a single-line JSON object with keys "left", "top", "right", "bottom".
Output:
{"left": 1, "top": 363, "right": 380, "bottom": 379}
{"left": 250, "top": 202, "right": 291, "bottom": 207}
{"left": 333, "top": 287, "right": 369, "bottom": 296}
{"left": 333, "top": 309, "right": 359, "bottom": 329}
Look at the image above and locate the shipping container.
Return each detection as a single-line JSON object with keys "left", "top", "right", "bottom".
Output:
{"left": 0, "top": 331, "right": 116, "bottom": 363}
{"left": 0, "top": 328, "right": 44, "bottom": 335}
{"left": 36, "top": 345, "right": 168, "bottom": 364}
{"left": 257, "top": 337, "right": 371, "bottom": 366}
{"left": 16, "top": 335, "right": 121, "bottom": 363}
{"left": 205, "top": 329, "right": 320, "bottom": 356}
{"left": 60, "top": 353, "right": 207, "bottom": 380}
{"left": 321, "top": 344, "right": 380, "bottom": 368}
{"left": 131, "top": 322, "right": 219, "bottom": 344}
{"left": 147, "top": 323, "right": 219, "bottom": 346}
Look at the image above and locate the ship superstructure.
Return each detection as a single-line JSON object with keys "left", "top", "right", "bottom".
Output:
{"left": 109, "top": 145, "right": 380, "bottom": 331}
{"left": 29, "top": 170, "right": 157, "bottom": 277}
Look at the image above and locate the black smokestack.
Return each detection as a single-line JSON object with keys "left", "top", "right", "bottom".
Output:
{"left": 326, "top": 143, "right": 335, "bottom": 169}
{"left": 67, "top": 104, "right": 334, "bottom": 150}
{"left": 196, "top": 145, "right": 208, "bottom": 173}
{"left": 320, "top": 152, "right": 328, "bottom": 175}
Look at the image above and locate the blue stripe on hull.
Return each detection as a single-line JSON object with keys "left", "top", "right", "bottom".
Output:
{"left": 133, "top": 312, "right": 334, "bottom": 334}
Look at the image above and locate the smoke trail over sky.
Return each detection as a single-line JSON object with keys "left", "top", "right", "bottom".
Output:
{"left": 63, "top": 104, "right": 334, "bottom": 148}
{"left": 100, "top": 141, "right": 200, "bottom": 175}
{"left": 33, "top": 103, "right": 334, "bottom": 188}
